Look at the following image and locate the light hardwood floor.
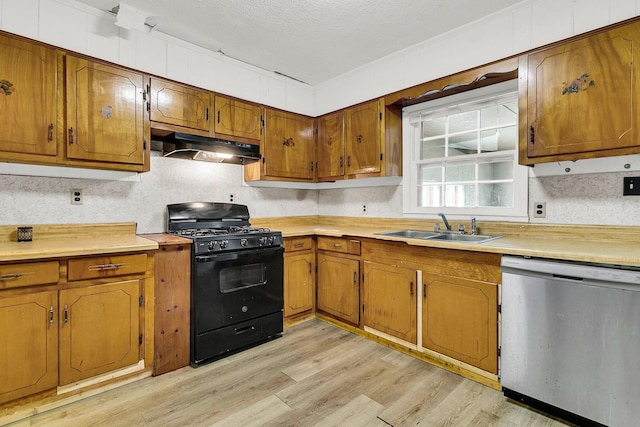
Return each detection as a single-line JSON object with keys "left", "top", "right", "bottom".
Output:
{"left": 7, "top": 319, "right": 570, "bottom": 427}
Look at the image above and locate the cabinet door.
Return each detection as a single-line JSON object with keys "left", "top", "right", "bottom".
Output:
{"left": 346, "top": 100, "right": 381, "bottom": 175}
{"left": 66, "top": 56, "right": 146, "bottom": 165}
{"left": 526, "top": 23, "right": 640, "bottom": 158}
{"left": 362, "top": 261, "right": 416, "bottom": 343}
{"left": 0, "top": 291, "right": 57, "bottom": 404}
{"left": 59, "top": 280, "right": 141, "bottom": 385}
{"left": 264, "top": 109, "right": 315, "bottom": 179}
{"left": 316, "top": 111, "right": 345, "bottom": 180}
{"left": 317, "top": 253, "right": 359, "bottom": 324}
{"left": 422, "top": 273, "right": 498, "bottom": 373}
{"left": 284, "top": 252, "right": 314, "bottom": 317}
{"left": 0, "top": 36, "right": 57, "bottom": 157}
{"left": 149, "top": 77, "right": 211, "bottom": 132}
{"left": 214, "top": 95, "right": 262, "bottom": 142}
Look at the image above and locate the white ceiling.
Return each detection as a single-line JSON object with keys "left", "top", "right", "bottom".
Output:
{"left": 75, "top": 0, "right": 520, "bottom": 85}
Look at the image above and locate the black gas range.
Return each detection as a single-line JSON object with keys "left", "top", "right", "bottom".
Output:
{"left": 167, "top": 202, "right": 284, "bottom": 366}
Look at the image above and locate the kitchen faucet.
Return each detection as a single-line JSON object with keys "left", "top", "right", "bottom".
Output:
{"left": 437, "top": 213, "right": 451, "bottom": 231}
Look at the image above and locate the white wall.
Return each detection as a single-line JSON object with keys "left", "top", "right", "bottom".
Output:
{"left": 1, "top": 0, "right": 639, "bottom": 230}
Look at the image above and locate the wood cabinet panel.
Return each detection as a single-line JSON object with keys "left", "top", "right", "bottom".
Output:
{"left": 263, "top": 109, "right": 315, "bottom": 180}
{"left": 284, "top": 252, "right": 314, "bottom": 317}
{"left": 149, "top": 77, "right": 211, "bottom": 132}
{"left": 152, "top": 240, "right": 190, "bottom": 376}
{"left": 522, "top": 21, "right": 640, "bottom": 162}
{"left": 214, "top": 95, "right": 262, "bottom": 143}
{"left": 362, "top": 261, "right": 416, "bottom": 344}
{"left": 0, "top": 291, "right": 58, "bottom": 404}
{"left": 317, "top": 253, "right": 359, "bottom": 324}
{"left": 67, "top": 253, "right": 147, "bottom": 282}
{"left": 346, "top": 100, "right": 381, "bottom": 175}
{"left": 422, "top": 274, "right": 498, "bottom": 374}
{"left": 59, "top": 280, "right": 141, "bottom": 385}
{"left": 0, "top": 261, "right": 59, "bottom": 289}
{"left": 0, "top": 36, "right": 57, "bottom": 157}
{"left": 316, "top": 111, "right": 345, "bottom": 180}
{"left": 65, "top": 55, "right": 146, "bottom": 166}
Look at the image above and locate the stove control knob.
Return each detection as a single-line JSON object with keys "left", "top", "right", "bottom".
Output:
{"left": 208, "top": 241, "right": 216, "bottom": 250}
{"left": 259, "top": 236, "right": 268, "bottom": 246}
{"left": 220, "top": 240, "right": 228, "bottom": 249}
{"left": 240, "top": 238, "right": 248, "bottom": 247}
{"left": 268, "top": 235, "right": 276, "bottom": 245}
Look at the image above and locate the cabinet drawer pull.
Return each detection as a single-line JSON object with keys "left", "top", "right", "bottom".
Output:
{"left": 49, "top": 306, "right": 54, "bottom": 326}
{"left": 64, "top": 305, "right": 68, "bottom": 323}
{"left": 294, "top": 243, "right": 305, "bottom": 248}
{"left": 0, "top": 273, "right": 22, "bottom": 280}
{"left": 89, "top": 263, "right": 124, "bottom": 271}
{"left": 68, "top": 127, "right": 75, "bottom": 144}
{"left": 48, "top": 123, "right": 54, "bottom": 141}
{"left": 332, "top": 243, "right": 342, "bottom": 248}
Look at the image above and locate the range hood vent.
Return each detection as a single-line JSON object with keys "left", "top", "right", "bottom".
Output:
{"left": 161, "top": 132, "right": 261, "bottom": 165}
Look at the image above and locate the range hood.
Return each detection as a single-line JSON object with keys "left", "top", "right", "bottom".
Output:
{"left": 161, "top": 132, "right": 261, "bottom": 164}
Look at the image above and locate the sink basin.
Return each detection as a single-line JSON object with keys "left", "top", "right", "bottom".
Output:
{"left": 428, "top": 233, "right": 502, "bottom": 243}
{"left": 375, "top": 229, "right": 502, "bottom": 244}
{"left": 375, "top": 229, "right": 441, "bottom": 239}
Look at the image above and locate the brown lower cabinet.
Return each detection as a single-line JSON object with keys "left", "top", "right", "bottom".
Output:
{"left": 283, "top": 237, "right": 315, "bottom": 318}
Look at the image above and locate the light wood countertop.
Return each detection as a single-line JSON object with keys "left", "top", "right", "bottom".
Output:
{"left": 252, "top": 217, "right": 640, "bottom": 268}
{"left": 0, "top": 223, "right": 159, "bottom": 262}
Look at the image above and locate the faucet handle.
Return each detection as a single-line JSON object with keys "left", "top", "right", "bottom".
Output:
{"left": 471, "top": 217, "right": 477, "bottom": 235}
{"left": 434, "top": 223, "right": 441, "bottom": 232}
{"left": 458, "top": 224, "right": 465, "bottom": 234}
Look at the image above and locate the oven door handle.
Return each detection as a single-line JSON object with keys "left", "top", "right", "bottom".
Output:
{"left": 195, "top": 246, "right": 283, "bottom": 263}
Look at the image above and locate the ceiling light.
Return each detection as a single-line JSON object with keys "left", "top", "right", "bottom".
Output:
{"left": 113, "top": 2, "right": 157, "bottom": 32}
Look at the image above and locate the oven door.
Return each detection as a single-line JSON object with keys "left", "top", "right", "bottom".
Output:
{"left": 192, "top": 246, "right": 284, "bottom": 334}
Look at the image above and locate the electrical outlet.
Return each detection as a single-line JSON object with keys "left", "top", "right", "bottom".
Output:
{"left": 362, "top": 204, "right": 368, "bottom": 215}
{"left": 228, "top": 193, "right": 236, "bottom": 203}
{"left": 71, "top": 189, "right": 83, "bottom": 205}
{"left": 533, "top": 201, "right": 546, "bottom": 218}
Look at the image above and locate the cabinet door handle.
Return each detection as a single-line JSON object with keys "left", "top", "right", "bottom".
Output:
{"left": 347, "top": 155, "right": 351, "bottom": 167}
{"left": 529, "top": 125, "right": 535, "bottom": 144}
{"left": 310, "top": 161, "right": 314, "bottom": 172}
{"left": 423, "top": 283, "right": 427, "bottom": 298}
{"left": 339, "top": 156, "right": 344, "bottom": 168}
{"left": 217, "top": 110, "right": 220, "bottom": 123}
{"left": 357, "top": 134, "right": 363, "bottom": 143}
{"left": 410, "top": 281, "right": 414, "bottom": 296}
{"left": 353, "top": 271, "right": 357, "bottom": 284}
{"left": 283, "top": 138, "right": 295, "bottom": 147}
{"left": 49, "top": 306, "right": 54, "bottom": 326}
{"left": 0, "top": 273, "right": 22, "bottom": 280}
{"left": 68, "top": 127, "right": 75, "bottom": 144}
{"left": 205, "top": 107, "right": 209, "bottom": 121}
{"left": 63, "top": 305, "right": 69, "bottom": 323}
{"left": 48, "top": 123, "right": 54, "bottom": 141}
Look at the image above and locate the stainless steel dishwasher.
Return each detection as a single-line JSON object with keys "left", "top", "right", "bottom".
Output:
{"left": 501, "top": 256, "right": 640, "bottom": 427}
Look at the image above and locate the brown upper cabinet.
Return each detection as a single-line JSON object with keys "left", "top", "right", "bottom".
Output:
{"left": 316, "top": 111, "right": 345, "bottom": 181}
{"left": 520, "top": 20, "right": 640, "bottom": 164}
{"left": 213, "top": 95, "right": 263, "bottom": 144}
{"left": 245, "top": 108, "right": 315, "bottom": 181}
{"left": 149, "top": 77, "right": 212, "bottom": 133}
{"left": 316, "top": 99, "right": 402, "bottom": 182}
{"left": 0, "top": 36, "right": 57, "bottom": 161}
{"left": 65, "top": 55, "right": 149, "bottom": 170}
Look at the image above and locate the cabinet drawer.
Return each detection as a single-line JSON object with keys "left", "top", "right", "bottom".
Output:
{"left": 317, "top": 237, "right": 360, "bottom": 255}
{"left": 68, "top": 254, "right": 147, "bottom": 281}
{"left": 284, "top": 237, "right": 313, "bottom": 252}
{"left": 0, "top": 261, "right": 59, "bottom": 289}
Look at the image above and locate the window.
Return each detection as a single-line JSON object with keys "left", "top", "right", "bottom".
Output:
{"left": 402, "top": 80, "right": 528, "bottom": 219}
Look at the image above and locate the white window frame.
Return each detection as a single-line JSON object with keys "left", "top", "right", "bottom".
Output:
{"left": 402, "top": 80, "right": 528, "bottom": 220}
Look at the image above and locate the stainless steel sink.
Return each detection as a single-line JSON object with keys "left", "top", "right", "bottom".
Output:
{"left": 375, "top": 229, "right": 502, "bottom": 244}
{"left": 428, "top": 233, "right": 502, "bottom": 243}
{"left": 375, "top": 229, "right": 441, "bottom": 239}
